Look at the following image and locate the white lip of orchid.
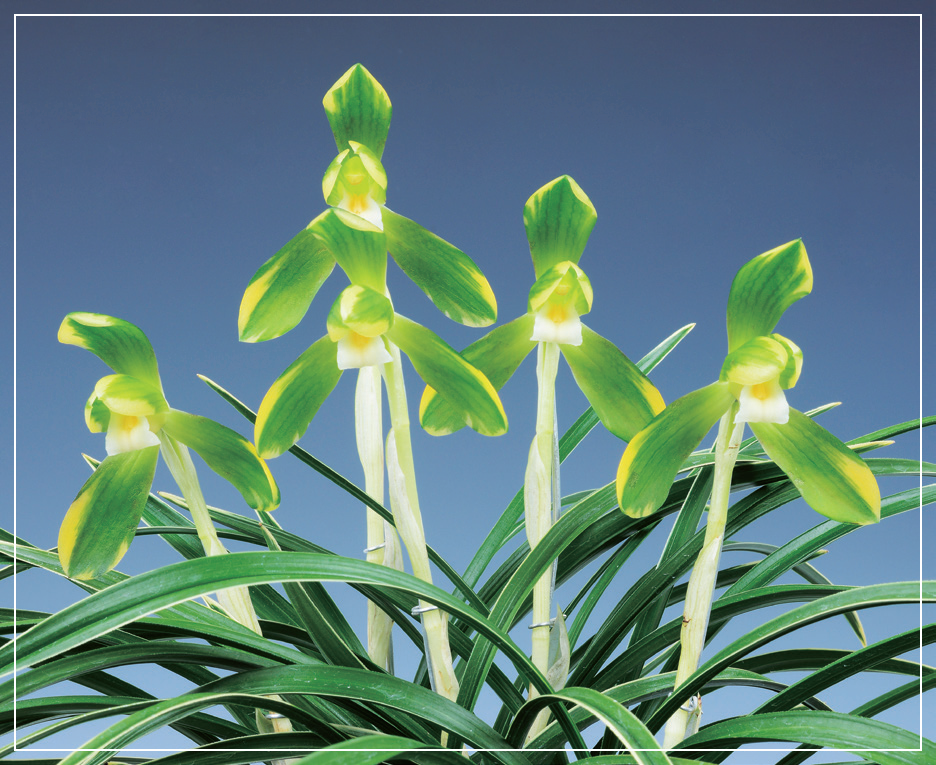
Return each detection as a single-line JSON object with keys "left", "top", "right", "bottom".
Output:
{"left": 735, "top": 377, "right": 790, "bottom": 425}
{"left": 337, "top": 192, "right": 384, "bottom": 230}
{"left": 105, "top": 412, "right": 160, "bottom": 456}
{"left": 530, "top": 303, "right": 583, "bottom": 346}
{"left": 337, "top": 332, "right": 393, "bottom": 370}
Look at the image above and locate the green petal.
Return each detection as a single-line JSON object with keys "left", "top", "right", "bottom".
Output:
{"left": 326, "top": 284, "right": 394, "bottom": 340}
{"left": 562, "top": 324, "right": 665, "bottom": 441}
{"left": 527, "top": 260, "right": 593, "bottom": 316}
{"left": 387, "top": 313, "right": 508, "bottom": 437}
{"left": 771, "top": 333, "right": 803, "bottom": 389}
{"left": 616, "top": 382, "right": 734, "bottom": 518}
{"left": 254, "top": 336, "right": 343, "bottom": 459}
{"left": 419, "top": 314, "right": 536, "bottom": 436}
{"left": 93, "top": 374, "right": 169, "bottom": 416}
{"left": 726, "top": 239, "right": 813, "bottom": 351}
{"left": 84, "top": 392, "right": 110, "bottom": 433}
{"left": 161, "top": 410, "right": 280, "bottom": 512}
{"left": 238, "top": 227, "right": 336, "bottom": 343}
{"left": 323, "top": 144, "right": 388, "bottom": 207}
{"left": 523, "top": 176, "right": 597, "bottom": 278}
{"left": 750, "top": 409, "right": 881, "bottom": 524}
{"left": 58, "top": 447, "right": 159, "bottom": 580}
{"left": 322, "top": 63, "right": 392, "bottom": 159}
{"left": 308, "top": 208, "right": 387, "bottom": 293}
{"left": 58, "top": 313, "right": 162, "bottom": 389}
{"left": 382, "top": 207, "right": 497, "bottom": 327}
{"left": 719, "top": 335, "right": 789, "bottom": 386}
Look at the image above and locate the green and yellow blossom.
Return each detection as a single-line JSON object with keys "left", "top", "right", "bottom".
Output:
{"left": 57, "top": 312, "right": 279, "bottom": 582}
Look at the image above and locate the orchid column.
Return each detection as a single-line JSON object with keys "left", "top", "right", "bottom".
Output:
{"left": 421, "top": 176, "right": 665, "bottom": 737}
{"left": 615, "top": 240, "right": 881, "bottom": 747}
{"left": 238, "top": 65, "right": 505, "bottom": 701}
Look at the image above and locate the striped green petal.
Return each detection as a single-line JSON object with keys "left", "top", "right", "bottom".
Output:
{"left": 307, "top": 208, "right": 387, "bottom": 293}
{"left": 326, "top": 284, "right": 394, "bottom": 340}
{"left": 161, "top": 410, "right": 280, "bottom": 512}
{"left": 382, "top": 207, "right": 497, "bottom": 327}
{"left": 617, "top": 381, "right": 734, "bottom": 518}
{"left": 726, "top": 239, "right": 813, "bottom": 351}
{"left": 719, "top": 335, "right": 789, "bottom": 386}
{"left": 58, "top": 447, "right": 159, "bottom": 580}
{"left": 323, "top": 143, "right": 387, "bottom": 207}
{"left": 58, "top": 313, "right": 162, "bottom": 389}
{"left": 254, "top": 335, "right": 343, "bottom": 459}
{"left": 322, "top": 63, "right": 392, "bottom": 159}
{"left": 562, "top": 324, "right": 665, "bottom": 441}
{"left": 93, "top": 374, "right": 169, "bottom": 416}
{"left": 771, "top": 333, "right": 803, "bottom": 389}
{"left": 84, "top": 392, "right": 110, "bottom": 433}
{"left": 523, "top": 176, "right": 597, "bottom": 278}
{"left": 750, "top": 409, "right": 881, "bottom": 524}
{"left": 527, "top": 260, "right": 593, "bottom": 316}
{"left": 387, "top": 313, "right": 508, "bottom": 437}
{"left": 420, "top": 314, "right": 536, "bottom": 436}
{"left": 238, "top": 227, "right": 336, "bottom": 343}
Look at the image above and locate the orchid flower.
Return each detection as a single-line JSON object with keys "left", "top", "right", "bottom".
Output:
{"left": 57, "top": 312, "right": 279, "bottom": 583}
{"left": 612, "top": 240, "right": 880, "bottom": 748}
{"left": 421, "top": 176, "right": 665, "bottom": 738}
{"left": 235, "top": 65, "right": 505, "bottom": 703}
{"left": 615, "top": 238, "right": 881, "bottom": 526}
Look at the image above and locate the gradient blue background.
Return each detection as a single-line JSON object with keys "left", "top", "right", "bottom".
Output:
{"left": 8, "top": 3, "right": 933, "bottom": 760}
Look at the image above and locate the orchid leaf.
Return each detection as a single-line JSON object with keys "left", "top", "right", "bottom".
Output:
{"left": 562, "top": 324, "right": 665, "bottom": 441}
{"left": 750, "top": 409, "right": 881, "bottom": 524}
{"left": 58, "top": 447, "right": 159, "bottom": 580}
{"left": 322, "top": 63, "right": 392, "bottom": 159}
{"left": 161, "top": 411, "right": 280, "bottom": 512}
{"left": 523, "top": 175, "right": 597, "bottom": 278}
{"left": 93, "top": 374, "right": 169, "bottom": 416}
{"left": 254, "top": 336, "right": 343, "bottom": 459}
{"left": 382, "top": 207, "right": 497, "bottom": 328}
{"left": 617, "top": 382, "right": 734, "bottom": 518}
{"left": 307, "top": 208, "right": 387, "bottom": 292}
{"left": 726, "top": 239, "right": 812, "bottom": 351}
{"left": 238, "top": 228, "right": 335, "bottom": 343}
{"left": 387, "top": 314, "right": 507, "bottom": 437}
{"left": 58, "top": 312, "right": 162, "bottom": 389}
{"left": 420, "top": 314, "right": 536, "bottom": 436}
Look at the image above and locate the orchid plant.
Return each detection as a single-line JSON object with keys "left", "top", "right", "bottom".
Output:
{"left": 614, "top": 239, "right": 882, "bottom": 746}
{"left": 237, "top": 64, "right": 505, "bottom": 704}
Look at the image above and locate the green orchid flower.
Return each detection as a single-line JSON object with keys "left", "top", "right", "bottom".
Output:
{"left": 616, "top": 239, "right": 881, "bottom": 525}
{"left": 420, "top": 175, "right": 665, "bottom": 443}
{"left": 58, "top": 312, "right": 280, "bottom": 581}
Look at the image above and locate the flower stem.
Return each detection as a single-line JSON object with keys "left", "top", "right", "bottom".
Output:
{"left": 382, "top": 343, "right": 459, "bottom": 707}
{"left": 662, "top": 402, "right": 744, "bottom": 749}
{"left": 355, "top": 366, "right": 401, "bottom": 672}
{"left": 525, "top": 341, "right": 561, "bottom": 742}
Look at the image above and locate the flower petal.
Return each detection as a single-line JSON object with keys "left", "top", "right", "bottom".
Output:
{"left": 326, "top": 284, "right": 395, "bottom": 340}
{"left": 726, "top": 239, "right": 813, "bottom": 352}
{"left": 337, "top": 334, "right": 392, "bottom": 370}
{"left": 735, "top": 379, "right": 789, "bottom": 425}
{"left": 419, "top": 314, "right": 536, "bottom": 436}
{"left": 254, "top": 335, "right": 343, "bottom": 458}
{"left": 307, "top": 208, "right": 387, "bottom": 293}
{"left": 84, "top": 392, "right": 110, "bottom": 433}
{"left": 562, "top": 324, "right": 665, "bottom": 442}
{"left": 719, "top": 335, "right": 789, "bottom": 386}
{"left": 387, "top": 313, "right": 508, "bottom": 437}
{"left": 161, "top": 410, "right": 280, "bottom": 512}
{"left": 749, "top": 409, "right": 881, "bottom": 524}
{"left": 58, "top": 447, "right": 159, "bottom": 580}
{"left": 58, "top": 313, "right": 162, "bottom": 390}
{"left": 322, "top": 63, "right": 393, "bottom": 159}
{"left": 616, "top": 382, "right": 734, "bottom": 518}
{"left": 238, "top": 227, "right": 336, "bottom": 343}
{"left": 93, "top": 374, "right": 169, "bottom": 416}
{"left": 382, "top": 207, "right": 497, "bottom": 328}
{"left": 523, "top": 176, "right": 597, "bottom": 278}
{"left": 771, "top": 333, "right": 803, "bottom": 389}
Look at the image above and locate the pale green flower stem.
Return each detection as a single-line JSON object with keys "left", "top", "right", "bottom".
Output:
{"left": 662, "top": 402, "right": 744, "bottom": 749}
{"left": 157, "top": 433, "right": 297, "bottom": 754}
{"left": 382, "top": 343, "right": 460, "bottom": 707}
{"left": 525, "top": 341, "right": 561, "bottom": 742}
{"left": 355, "top": 366, "right": 401, "bottom": 673}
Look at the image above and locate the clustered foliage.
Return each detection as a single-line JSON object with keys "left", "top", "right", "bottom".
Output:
{"left": 3, "top": 64, "right": 933, "bottom": 765}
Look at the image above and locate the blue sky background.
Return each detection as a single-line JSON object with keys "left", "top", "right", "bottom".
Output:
{"left": 7, "top": 3, "right": 933, "bottom": 759}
